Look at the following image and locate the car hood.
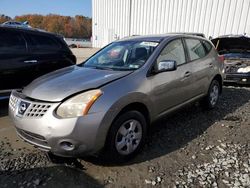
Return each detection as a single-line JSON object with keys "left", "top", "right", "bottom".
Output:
{"left": 22, "top": 66, "right": 132, "bottom": 102}
{"left": 223, "top": 53, "right": 250, "bottom": 59}
{"left": 211, "top": 35, "right": 250, "bottom": 55}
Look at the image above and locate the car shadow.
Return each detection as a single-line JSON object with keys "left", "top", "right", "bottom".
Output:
{"left": 0, "top": 137, "right": 103, "bottom": 188}
{"left": 85, "top": 86, "right": 250, "bottom": 166}
{"left": 0, "top": 99, "right": 9, "bottom": 117}
{"left": 0, "top": 166, "right": 103, "bottom": 188}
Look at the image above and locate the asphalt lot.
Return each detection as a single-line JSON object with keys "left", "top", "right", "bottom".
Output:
{"left": 0, "top": 49, "right": 250, "bottom": 187}
{"left": 71, "top": 48, "right": 99, "bottom": 64}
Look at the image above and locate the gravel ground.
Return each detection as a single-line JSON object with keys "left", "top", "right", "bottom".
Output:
{"left": 0, "top": 85, "right": 250, "bottom": 187}
{"left": 71, "top": 48, "right": 99, "bottom": 64}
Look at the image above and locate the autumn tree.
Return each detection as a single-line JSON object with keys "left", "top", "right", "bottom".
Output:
{"left": 0, "top": 14, "right": 11, "bottom": 23}
{"left": 0, "top": 14, "right": 92, "bottom": 38}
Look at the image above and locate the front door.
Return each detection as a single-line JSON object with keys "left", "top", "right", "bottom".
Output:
{"left": 149, "top": 39, "right": 194, "bottom": 116}
{"left": 25, "top": 32, "right": 70, "bottom": 78}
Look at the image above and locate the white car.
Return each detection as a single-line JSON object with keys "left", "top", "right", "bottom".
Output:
{"left": 2, "top": 21, "right": 31, "bottom": 28}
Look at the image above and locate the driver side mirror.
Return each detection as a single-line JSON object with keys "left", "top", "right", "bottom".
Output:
{"left": 155, "top": 60, "right": 177, "bottom": 73}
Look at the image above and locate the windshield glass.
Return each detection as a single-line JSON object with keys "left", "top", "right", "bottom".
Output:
{"left": 80, "top": 41, "right": 159, "bottom": 71}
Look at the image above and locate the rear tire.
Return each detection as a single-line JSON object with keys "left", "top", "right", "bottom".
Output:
{"left": 201, "top": 79, "right": 220, "bottom": 109}
{"left": 103, "top": 110, "right": 147, "bottom": 162}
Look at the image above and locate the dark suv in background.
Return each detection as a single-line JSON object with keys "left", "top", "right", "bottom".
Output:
{"left": 0, "top": 25, "right": 76, "bottom": 99}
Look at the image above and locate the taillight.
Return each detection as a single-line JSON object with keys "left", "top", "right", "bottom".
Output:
{"left": 218, "top": 55, "right": 224, "bottom": 63}
{"left": 219, "top": 55, "right": 225, "bottom": 72}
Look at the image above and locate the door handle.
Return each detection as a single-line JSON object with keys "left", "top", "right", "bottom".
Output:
{"left": 184, "top": 71, "right": 191, "bottom": 78}
{"left": 209, "top": 63, "right": 214, "bottom": 68}
{"left": 24, "top": 60, "right": 38, "bottom": 63}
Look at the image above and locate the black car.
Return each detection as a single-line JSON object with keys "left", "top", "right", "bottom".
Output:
{"left": 211, "top": 35, "right": 250, "bottom": 85}
{"left": 0, "top": 25, "right": 76, "bottom": 99}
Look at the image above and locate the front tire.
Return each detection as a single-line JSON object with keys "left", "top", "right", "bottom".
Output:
{"left": 201, "top": 79, "right": 220, "bottom": 109}
{"left": 104, "top": 110, "right": 147, "bottom": 162}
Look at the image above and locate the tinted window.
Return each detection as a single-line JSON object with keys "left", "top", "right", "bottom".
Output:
{"left": 28, "top": 33, "right": 61, "bottom": 52}
{"left": 203, "top": 40, "right": 212, "bottom": 53}
{"left": 157, "top": 39, "right": 186, "bottom": 66}
{"left": 185, "top": 39, "right": 206, "bottom": 61}
{"left": 0, "top": 30, "right": 26, "bottom": 54}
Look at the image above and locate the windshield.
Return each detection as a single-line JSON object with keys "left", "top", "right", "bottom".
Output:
{"left": 80, "top": 41, "right": 159, "bottom": 71}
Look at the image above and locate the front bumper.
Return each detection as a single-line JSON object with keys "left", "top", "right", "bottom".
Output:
{"left": 8, "top": 91, "right": 106, "bottom": 157}
{"left": 224, "top": 73, "right": 250, "bottom": 85}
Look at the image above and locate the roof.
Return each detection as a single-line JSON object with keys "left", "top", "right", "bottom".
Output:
{"left": 117, "top": 33, "right": 206, "bottom": 43}
{"left": 169, "top": 32, "right": 206, "bottom": 38}
{"left": 118, "top": 34, "right": 169, "bottom": 42}
{"left": 0, "top": 24, "right": 62, "bottom": 38}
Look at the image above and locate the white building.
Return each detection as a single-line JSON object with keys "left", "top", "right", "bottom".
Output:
{"left": 92, "top": 0, "right": 250, "bottom": 48}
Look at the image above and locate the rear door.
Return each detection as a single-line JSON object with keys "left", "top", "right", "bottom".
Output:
{"left": 184, "top": 38, "right": 214, "bottom": 96}
{"left": 150, "top": 38, "right": 194, "bottom": 115}
{"left": 25, "top": 32, "right": 74, "bottom": 78}
{"left": 0, "top": 28, "right": 37, "bottom": 90}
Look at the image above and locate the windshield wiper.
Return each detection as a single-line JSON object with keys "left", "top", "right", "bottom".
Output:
{"left": 90, "top": 66, "right": 115, "bottom": 71}
{"left": 83, "top": 65, "right": 134, "bottom": 71}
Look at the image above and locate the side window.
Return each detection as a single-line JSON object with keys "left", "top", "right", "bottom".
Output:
{"left": 185, "top": 38, "right": 206, "bottom": 61}
{"left": 28, "top": 33, "right": 61, "bottom": 53}
{"left": 0, "top": 30, "right": 26, "bottom": 54}
{"left": 157, "top": 39, "right": 186, "bottom": 66}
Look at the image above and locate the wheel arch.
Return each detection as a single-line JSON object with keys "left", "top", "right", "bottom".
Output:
{"left": 102, "top": 101, "right": 150, "bottom": 145}
{"left": 102, "top": 102, "right": 150, "bottom": 158}
{"left": 113, "top": 102, "right": 151, "bottom": 126}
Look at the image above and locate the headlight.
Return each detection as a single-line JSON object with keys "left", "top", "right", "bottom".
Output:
{"left": 237, "top": 66, "right": 250, "bottom": 73}
{"left": 57, "top": 89, "right": 102, "bottom": 118}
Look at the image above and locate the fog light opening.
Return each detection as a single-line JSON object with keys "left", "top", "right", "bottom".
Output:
{"left": 60, "top": 141, "right": 75, "bottom": 151}
{"left": 242, "top": 78, "right": 247, "bottom": 82}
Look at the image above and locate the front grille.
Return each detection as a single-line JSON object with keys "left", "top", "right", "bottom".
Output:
{"left": 16, "top": 128, "right": 50, "bottom": 149}
{"left": 225, "top": 75, "right": 240, "bottom": 81}
{"left": 19, "top": 129, "right": 46, "bottom": 141}
{"left": 9, "top": 94, "right": 18, "bottom": 112}
{"left": 25, "top": 103, "right": 51, "bottom": 118}
{"left": 225, "top": 66, "right": 238, "bottom": 73}
{"left": 9, "top": 93, "right": 52, "bottom": 118}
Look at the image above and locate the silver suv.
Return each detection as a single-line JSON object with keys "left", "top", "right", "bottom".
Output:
{"left": 9, "top": 34, "right": 223, "bottom": 161}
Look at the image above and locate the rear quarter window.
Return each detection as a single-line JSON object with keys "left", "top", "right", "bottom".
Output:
{"left": 185, "top": 38, "right": 206, "bottom": 61}
{"left": 27, "top": 33, "right": 62, "bottom": 53}
{"left": 0, "top": 29, "right": 27, "bottom": 54}
{"left": 202, "top": 40, "right": 212, "bottom": 53}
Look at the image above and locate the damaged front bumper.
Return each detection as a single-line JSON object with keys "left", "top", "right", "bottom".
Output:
{"left": 224, "top": 73, "right": 250, "bottom": 84}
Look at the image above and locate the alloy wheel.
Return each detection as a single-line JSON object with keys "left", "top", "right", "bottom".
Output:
{"left": 115, "top": 119, "right": 142, "bottom": 155}
{"left": 209, "top": 84, "right": 219, "bottom": 106}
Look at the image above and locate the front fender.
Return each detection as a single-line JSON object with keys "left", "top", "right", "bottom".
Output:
{"left": 92, "top": 92, "right": 153, "bottom": 152}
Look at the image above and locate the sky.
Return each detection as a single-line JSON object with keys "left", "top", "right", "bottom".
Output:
{"left": 0, "top": 0, "right": 92, "bottom": 18}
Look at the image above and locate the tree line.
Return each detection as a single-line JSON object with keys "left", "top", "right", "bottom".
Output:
{"left": 0, "top": 14, "right": 92, "bottom": 38}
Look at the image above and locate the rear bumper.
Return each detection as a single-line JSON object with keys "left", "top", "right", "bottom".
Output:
{"left": 224, "top": 73, "right": 250, "bottom": 84}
